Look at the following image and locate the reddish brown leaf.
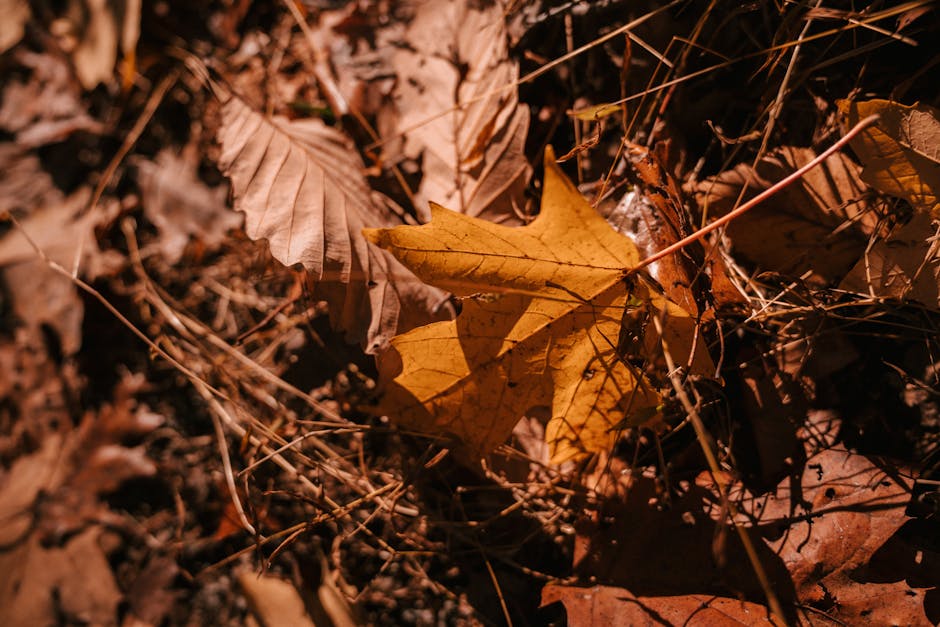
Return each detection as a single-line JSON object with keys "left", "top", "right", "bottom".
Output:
{"left": 542, "top": 584, "right": 776, "bottom": 626}
{"left": 751, "top": 448, "right": 932, "bottom": 626}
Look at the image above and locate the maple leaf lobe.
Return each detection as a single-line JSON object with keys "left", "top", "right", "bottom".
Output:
{"left": 366, "top": 149, "right": 713, "bottom": 463}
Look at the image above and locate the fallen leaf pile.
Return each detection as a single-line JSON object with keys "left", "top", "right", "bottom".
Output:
{"left": 2, "top": 0, "right": 940, "bottom": 624}
{"left": 0, "top": 375, "right": 163, "bottom": 626}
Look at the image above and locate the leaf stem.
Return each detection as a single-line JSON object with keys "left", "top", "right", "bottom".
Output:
{"left": 628, "top": 114, "right": 881, "bottom": 276}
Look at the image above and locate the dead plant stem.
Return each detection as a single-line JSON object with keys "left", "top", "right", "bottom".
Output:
{"left": 86, "top": 71, "right": 178, "bottom": 220}
{"left": 652, "top": 314, "right": 788, "bottom": 626}
{"left": 197, "top": 380, "right": 258, "bottom": 535}
{"left": 756, "top": 0, "right": 822, "bottom": 161}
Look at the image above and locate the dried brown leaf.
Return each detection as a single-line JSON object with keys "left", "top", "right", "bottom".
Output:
{"left": 840, "top": 211, "right": 940, "bottom": 307}
{"left": 0, "top": 375, "right": 161, "bottom": 627}
{"left": 216, "top": 96, "right": 448, "bottom": 352}
{"left": 0, "top": 188, "right": 121, "bottom": 354}
{"left": 0, "top": 51, "right": 101, "bottom": 147}
{"left": 0, "top": 528, "right": 123, "bottom": 626}
{"left": 389, "top": 0, "right": 530, "bottom": 223}
{"left": 570, "top": 472, "right": 791, "bottom": 605}
{"left": 136, "top": 148, "right": 242, "bottom": 264}
{"left": 67, "top": 0, "right": 118, "bottom": 88}
{"left": 831, "top": 100, "right": 940, "bottom": 306}
{"left": 240, "top": 573, "right": 317, "bottom": 627}
{"left": 0, "top": 145, "right": 62, "bottom": 218}
{"left": 570, "top": 447, "right": 931, "bottom": 624}
{"left": 0, "top": 0, "right": 29, "bottom": 53}
{"left": 750, "top": 448, "right": 931, "bottom": 626}
{"left": 541, "top": 584, "right": 775, "bottom": 626}
{"left": 694, "top": 146, "right": 875, "bottom": 285}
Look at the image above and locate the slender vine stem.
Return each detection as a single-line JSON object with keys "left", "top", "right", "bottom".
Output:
{"left": 629, "top": 114, "right": 881, "bottom": 276}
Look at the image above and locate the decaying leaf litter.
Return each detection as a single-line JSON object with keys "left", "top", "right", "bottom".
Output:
{"left": 1, "top": 0, "right": 940, "bottom": 624}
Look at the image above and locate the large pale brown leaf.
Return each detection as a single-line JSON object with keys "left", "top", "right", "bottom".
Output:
{"left": 216, "top": 96, "right": 448, "bottom": 352}
{"left": 390, "top": 0, "right": 530, "bottom": 223}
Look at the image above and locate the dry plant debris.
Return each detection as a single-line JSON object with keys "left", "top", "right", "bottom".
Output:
{"left": 1, "top": 0, "right": 939, "bottom": 625}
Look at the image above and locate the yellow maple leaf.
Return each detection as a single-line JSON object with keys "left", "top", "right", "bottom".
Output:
{"left": 838, "top": 99, "right": 940, "bottom": 217}
{"left": 364, "top": 149, "right": 714, "bottom": 463}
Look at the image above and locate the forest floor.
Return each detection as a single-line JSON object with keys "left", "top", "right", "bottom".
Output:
{"left": 1, "top": 1, "right": 940, "bottom": 625}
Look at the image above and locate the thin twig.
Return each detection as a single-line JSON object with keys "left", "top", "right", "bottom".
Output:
{"left": 86, "top": 71, "right": 178, "bottom": 218}
{"left": 651, "top": 313, "right": 788, "bottom": 626}
{"left": 198, "top": 380, "right": 258, "bottom": 535}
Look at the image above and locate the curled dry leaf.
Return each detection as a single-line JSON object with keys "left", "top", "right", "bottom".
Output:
{"left": 216, "top": 96, "right": 448, "bottom": 352}
{"left": 748, "top": 447, "right": 932, "bottom": 626}
{"left": 366, "top": 150, "right": 713, "bottom": 463}
{"left": 838, "top": 99, "right": 940, "bottom": 217}
{"left": 694, "top": 146, "right": 876, "bottom": 285}
{"left": 0, "top": 0, "right": 29, "bottom": 53}
{"left": 390, "top": 0, "right": 530, "bottom": 223}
